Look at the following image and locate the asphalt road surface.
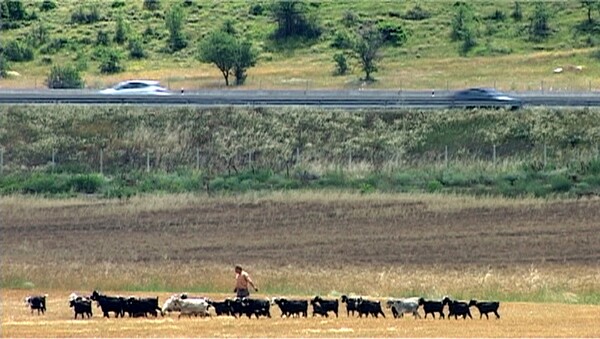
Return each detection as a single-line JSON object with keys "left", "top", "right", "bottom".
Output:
{"left": 0, "top": 89, "right": 599, "bottom": 108}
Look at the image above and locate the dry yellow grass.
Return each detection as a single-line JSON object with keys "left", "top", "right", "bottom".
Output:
{"left": 2, "top": 289, "right": 600, "bottom": 338}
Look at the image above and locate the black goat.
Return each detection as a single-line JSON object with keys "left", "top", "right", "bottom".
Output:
{"left": 443, "top": 297, "right": 472, "bottom": 319}
{"left": 469, "top": 300, "right": 500, "bottom": 319}
{"left": 90, "top": 290, "right": 125, "bottom": 318}
{"left": 241, "top": 298, "right": 271, "bottom": 319}
{"left": 418, "top": 297, "right": 445, "bottom": 319}
{"left": 273, "top": 298, "right": 308, "bottom": 318}
{"left": 311, "top": 296, "right": 338, "bottom": 318}
{"left": 355, "top": 298, "right": 385, "bottom": 318}
{"left": 69, "top": 297, "right": 93, "bottom": 319}
{"left": 25, "top": 295, "right": 47, "bottom": 315}
{"left": 340, "top": 295, "right": 359, "bottom": 317}
{"left": 124, "top": 297, "right": 162, "bottom": 317}
{"left": 208, "top": 300, "right": 232, "bottom": 316}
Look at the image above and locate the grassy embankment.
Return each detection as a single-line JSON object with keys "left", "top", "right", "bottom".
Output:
{"left": 1, "top": 1, "right": 600, "bottom": 90}
{"left": 2, "top": 105, "right": 600, "bottom": 198}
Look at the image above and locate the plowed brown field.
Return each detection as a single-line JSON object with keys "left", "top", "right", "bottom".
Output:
{"left": 2, "top": 193, "right": 600, "bottom": 337}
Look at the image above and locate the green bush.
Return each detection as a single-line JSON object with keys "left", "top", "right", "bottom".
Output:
{"left": 46, "top": 65, "right": 84, "bottom": 89}
{"left": 427, "top": 180, "right": 443, "bottom": 192}
{"left": 549, "top": 175, "right": 572, "bottom": 193}
{"left": 3, "top": 40, "right": 34, "bottom": 62}
{"left": 22, "top": 174, "right": 71, "bottom": 194}
{"left": 68, "top": 174, "right": 105, "bottom": 194}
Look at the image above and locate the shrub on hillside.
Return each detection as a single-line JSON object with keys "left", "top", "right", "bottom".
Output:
{"left": 2, "top": 0, "right": 27, "bottom": 21}
{"left": 402, "top": 5, "right": 431, "bottom": 21}
{"left": 70, "top": 5, "right": 100, "bottom": 24}
{"left": 69, "top": 174, "right": 105, "bottom": 194}
{"left": 377, "top": 21, "right": 407, "bottom": 46}
{"left": 330, "top": 30, "right": 353, "bottom": 49}
{"left": 165, "top": 4, "right": 187, "bottom": 52}
{"left": 40, "top": 0, "right": 57, "bottom": 11}
{"left": 3, "top": 40, "right": 34, "bottom": 62}
{"left": 41, "top": 37, "right": 68, "bottom": 54}
{"left": 143, "top": 0, "right": 160, "bottom": 11}
{"left": 249, "top": 3, "right": 264, "bottom": 16}
{"left": 128, "top": 35, "right": 146, "bottom": 59}
{"left": 28, "top": 23, "right": 50, "bottom": 46}
{"left": 111, "top": 0, "right": 125, "bottom": 9}
{"left": 97, "top": 48, "right": 124, "bottom": 74}
{"left": 96, "top": 30, "right": 110, "bottom": 46}
{"left": 114, "top": 16, "right": 128, "bottom": 44}
{"left": 46, "top": 65, "right": 84, "bottom": 89}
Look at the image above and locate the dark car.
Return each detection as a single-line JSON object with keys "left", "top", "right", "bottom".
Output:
{"left": 451, "top": 88, "right": 522, "bottom": 110}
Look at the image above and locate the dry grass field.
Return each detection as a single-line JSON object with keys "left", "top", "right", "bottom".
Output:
{"left": 2, "top": 289, "right": 600, "bottom": 338}
{"left": 2, "top": 192, "right": 600, "bottom": 337}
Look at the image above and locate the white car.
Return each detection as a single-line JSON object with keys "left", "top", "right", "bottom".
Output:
{"left": 99, "top": 80, "right": 171, "bottom": 95}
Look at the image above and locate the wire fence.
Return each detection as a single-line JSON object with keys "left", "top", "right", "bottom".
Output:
{"left": 2, "top": 142, "right": 599, "bottom": 176}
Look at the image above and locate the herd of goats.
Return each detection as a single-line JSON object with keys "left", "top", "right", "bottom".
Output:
{"left": 24, "top": 291, "right": 501, "bottom": 321}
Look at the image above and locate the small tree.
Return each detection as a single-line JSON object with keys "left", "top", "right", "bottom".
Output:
{"left": 529, "top": 2, "right": 551, "bottom": 41}
{"left": 198, "top": 30, "right": 237, "bottom": 86}
{"left": 581, "top": 0, "right": 600, "bottom": 23}
{"left": 511, "top": 2, "right": 523, "bottom": 21}
{"left": 353, "top": 25, "right": 383, "bottom": 81}
{"left": 269, "top": 0, "right": 321, "bottom": 40}
{"left": 114, "top": 15, "right": 128, "bottom": 44}
{"left": 165, "top": 4, "right": 187, "bottom": 52}
{"left": 198, "top": 30, "right": 257, "bottom": 86}
{"left": 46, "top": 65, "right": 84, "bottom": 88}
{"left": 451, "top": 2, "right": 476, "bottom": 41}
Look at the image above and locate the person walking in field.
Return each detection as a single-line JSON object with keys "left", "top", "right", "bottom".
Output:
{"left": 234, "top": 265, "right": 258, "bottom": 298}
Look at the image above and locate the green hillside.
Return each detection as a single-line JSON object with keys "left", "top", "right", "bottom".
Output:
{"left": 1, "top": 0, "right": 600, "bottom": 90}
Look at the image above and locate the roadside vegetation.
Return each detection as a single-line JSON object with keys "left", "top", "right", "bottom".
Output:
{"left": 1, "top": 1, "right": 600, "bottom": 89}
{"left": 2, "top": 105, "right": 600, "bottom": 199}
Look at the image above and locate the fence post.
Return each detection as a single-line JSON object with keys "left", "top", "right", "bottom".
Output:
{"left": 348, "top": 151, "right": 352, "bottom": 168}
{"left": 100, "top": 148, "right": 103, "bottom": 175}
{"left": 248, "top": 151, "right": 253, "bottom": 169}
{"left": 493, "top": 144, "right": 497, "bottom": 167}
{"left": 196, "top": 147, "right": 200, "bottom": 170}
{"left": 296, "top": 147, "right": 300, "bottom": 164}
{"left": 146, "top": 150, "right": 150, "bottom": 173}
{"left": 444, "top": 146, "right": 449, "bottom": 167}
{"left": 543, "top": 144, "right": 547, "bottom": 168}
{"left": 52, "top": 149, "right": 56, "bottom": 169}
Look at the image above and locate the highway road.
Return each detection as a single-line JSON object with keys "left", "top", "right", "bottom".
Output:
{"left": 0, "top": 89, "right": 599, "bottom": 108}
